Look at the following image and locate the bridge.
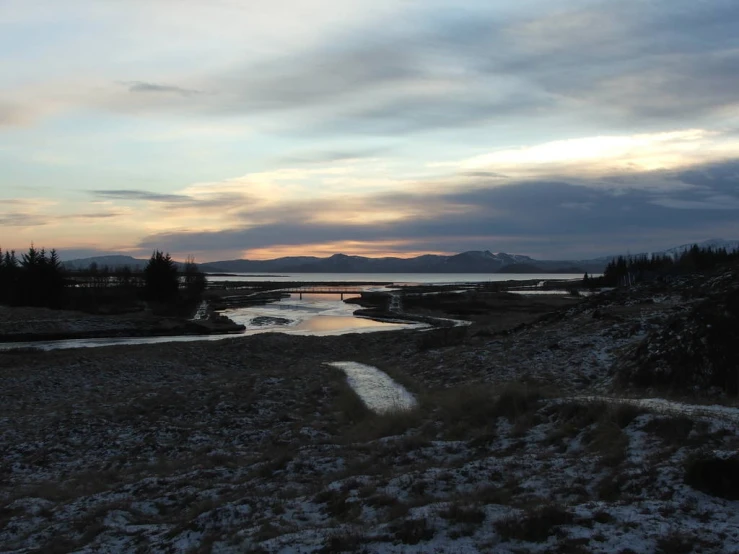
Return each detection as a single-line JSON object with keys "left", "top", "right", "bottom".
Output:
{"left": 276, "top": 287, "right": 367, "bottom": 300}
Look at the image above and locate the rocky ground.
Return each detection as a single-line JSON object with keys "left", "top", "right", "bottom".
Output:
{"left": 2, "top": 265, "right": 739, "bottom": 553}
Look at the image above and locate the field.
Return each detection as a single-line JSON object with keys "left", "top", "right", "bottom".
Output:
{"left": 2, "top": 268, "right": 739, "bottom": 553}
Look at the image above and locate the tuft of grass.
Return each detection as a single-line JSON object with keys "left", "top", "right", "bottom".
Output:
{"left": 439, "top": 503, "right": 486, "bottom": 525}
{"left": 313, "top": 489, "right": 362, "bottom": 522}
{"left": 319, "top": 531, "right": 368, "bottom": 554}
{"left": 432, "top": 382, "right": 543, "bottom": 439}
{"left": 643, "top": 416, "right": 694, "bottom": 445}
{"left": 350, "top": 408, "right": 423, "bottom": 441}
{"left": 596, "top": 472, "right": 628, "bottom": 502}
{"left": 495, "top": 504, "right": 574, "bottom": 543}
{"left": 390, "top": 517, "right": 435, "bottom": 545}
{"left": 547, "top": 401, "right": 645, "bottom": 466}
{"left": 655, "top": 530, "right": 720, "bottom": 554}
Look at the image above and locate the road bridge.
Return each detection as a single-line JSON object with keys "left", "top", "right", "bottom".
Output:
{"left": 277, "top": 287, "right": 366, "bottom": 300}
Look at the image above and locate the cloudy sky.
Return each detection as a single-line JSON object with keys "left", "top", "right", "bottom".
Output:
{"left": 2, "top": 0, "right": 739, "bottom": 261}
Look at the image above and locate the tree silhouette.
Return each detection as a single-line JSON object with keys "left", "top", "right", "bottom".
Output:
{"left": 144, "top": 251, "right": 179, "bottom": 301}
{"left": 0, "top": 248, "right": 20, "bottom": 305}
{"left": 182, "top": 255, "right": 206, "bottom": 297}
{"left": 2, "top": 244, "right": 67, "bottom": 307}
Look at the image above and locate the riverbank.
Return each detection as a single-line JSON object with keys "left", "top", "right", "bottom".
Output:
{"left": 2, "top": 264, "right": 739, "bottom": 552}
{"left": 0, "top": 277, "right": 582, "bottom": 346}
{"left": 0, "top": 305, "right": 245, "bottom": 344}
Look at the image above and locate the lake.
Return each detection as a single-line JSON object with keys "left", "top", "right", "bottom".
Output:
{"left": 206, "top": 272, "right": 584, "bottom": 284}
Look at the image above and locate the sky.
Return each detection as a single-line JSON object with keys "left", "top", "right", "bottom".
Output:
{"left": 2, "top": 0, "right": 739, "bottom": 262}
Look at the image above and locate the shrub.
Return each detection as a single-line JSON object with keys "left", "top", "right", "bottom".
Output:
{"left": 684, "top": 455, "right": 739, "bottom": 500}
{"left": 495, "top": 504, "right": 573, "bottom": 543}
{"left": 439, "top": 503, "right": 486, "bottom": 525}
{"left": 434, "top": 382, "right": 543, "bottom": 439}
{"left": 390, "top": 517, "right": 435, "bottom": 545}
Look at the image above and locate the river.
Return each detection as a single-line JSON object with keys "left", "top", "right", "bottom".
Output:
{"left": 1, "top": 273, "right": 582, "bottom": 351}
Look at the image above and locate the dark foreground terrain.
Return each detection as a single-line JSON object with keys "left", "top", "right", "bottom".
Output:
{"left": 2, "top": 266, "right": 739, "bottom": 553}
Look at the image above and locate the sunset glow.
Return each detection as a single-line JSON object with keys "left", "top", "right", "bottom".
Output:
{"left": 2, "top": 0, "right": 739, "bottom": 261}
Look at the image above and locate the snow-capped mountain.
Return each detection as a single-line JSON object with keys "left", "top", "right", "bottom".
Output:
{"left": 662, "top": 239, "right": 739, "bottom": 258}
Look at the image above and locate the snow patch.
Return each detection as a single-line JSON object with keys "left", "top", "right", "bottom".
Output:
{"left": 326, "top": 362, "right": 418, "bottom": 414}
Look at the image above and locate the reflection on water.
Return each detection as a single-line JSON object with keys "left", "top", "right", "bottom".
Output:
{"left": 223, "top": 293, "right": 418, "bottom": 335}
{"left": 295, "top": 315, "right": 394, "bottom": 332}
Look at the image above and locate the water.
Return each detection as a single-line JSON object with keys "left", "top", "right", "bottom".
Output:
{"left": 0, "top": 293, "right": 426, "bottom": 351}
{"left": 221, "top": 293, "right": 425, "bottom": 335}
{"left": 207, "top": 272, "right": 583, "bottom": 285}
{"left": 327, "top": 361, "right": 418, "bottom": 413}
{"left": 0, "top": 273, "right": 580, "bottom": 351}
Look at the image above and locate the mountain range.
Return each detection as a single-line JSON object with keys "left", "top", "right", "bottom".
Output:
{"left": 59, "top": 238, "right": 739, "bottom": 274}
{"left": 60, "top": 250, "right": 596, "bottom": 273}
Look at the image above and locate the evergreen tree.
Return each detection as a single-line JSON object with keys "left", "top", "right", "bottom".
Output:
{"left": 13, "top": 244, "right": 66, "bottom": 307}
{"left": 144, "top": 251, "right": 179, "bottom": 301}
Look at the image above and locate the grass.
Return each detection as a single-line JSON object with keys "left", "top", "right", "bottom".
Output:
{"left": 495, "top": 504, "right": 574, "bottom": 543}
{"left": 390, "top": 517, "right": 435, "bottom": 545}
{"left": 319, "top": 531, "right": 369, "bottom": 553}
{"left": 439, "top": 502, "right": 486, "bottom": 525}
{"left": 431, "top": 382, "right": 545, "bottom": 440}
{"left": 313, "top": 488, "right": 362, "bottom": 522}
{"left": 655, "top": 529, "right": 720, "bottom": 554}
{"left": 416, "top": 326, "right": 468, "bottom": 350}
{"left": 545, "top": 400, "right": 646, "bottom": 466}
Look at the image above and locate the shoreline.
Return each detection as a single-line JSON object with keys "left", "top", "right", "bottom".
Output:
{"left": 0, "top": 282, "right": 575, "bottom": 346}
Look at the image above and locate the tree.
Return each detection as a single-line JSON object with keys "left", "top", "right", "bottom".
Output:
{"left": 12, "top": 244, "right": 66, "bottom": 307}
{"left": 0, "top": 248, "right": 20, "bottom": 305}
{"left": 182, "top": 255, "right": 206, "bottom": 297}
{"left": 144, "top": 251, "right": 179, "bottom": 301}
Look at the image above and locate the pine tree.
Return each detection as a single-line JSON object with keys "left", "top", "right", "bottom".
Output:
{"left": 144, "top": 251, "right": 179, "bottom": 302}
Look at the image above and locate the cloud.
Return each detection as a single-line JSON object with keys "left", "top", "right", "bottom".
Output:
{"left": 90, "top": 189, "right": 195, "bottom": 203}
{"left": 102, "top": 0, "right": 738, "bottom": 133}
{"left": 135, "top": 158, "right": 739, "bottom": 260}
{"left": 276, "top": 147, "right": 390, "bottom": 165}
{"left": 0, "top": 213, "right": 48, "bottom": 227}
{"left": 4, "top": 0, "right": 738, "bottom": 137}
{"left": 122, "top": 81, "right": 205, "bottom": 97}
{"left": 59, "top": 212, "right": 123, "bottom": 220}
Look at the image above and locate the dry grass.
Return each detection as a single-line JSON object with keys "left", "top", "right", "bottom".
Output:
{"left": 439, "top": 502, "right": 486, "bottom": 525}
{"left": 430, "top": 382, "right": 544, "bottom": 440}
{"left": 546, "top": 401, "right": 645, "bottom": 466}
{"left": 495, "top": 504, "right": 574, "bottom": 543}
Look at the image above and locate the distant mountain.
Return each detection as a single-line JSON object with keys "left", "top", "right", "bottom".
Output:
{"left": 200, "top": 256, "right": 321, "bottom": 273}
{"left": 62, "top": 239, "right": 739, "bottom": 275}
{"left": 61, "top": 255, "right": 150, "bottom": 270}
{"left": 198, "top": 250, "right": 604, "bottom": 274}
{"left": 661, "top": 239, "right": 739, "bottom": 258}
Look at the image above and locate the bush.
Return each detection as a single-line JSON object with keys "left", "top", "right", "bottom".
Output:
{"left": 495, "top": 504, "right": 573, "bottom": 543}
{"left": 439, "top": 503, "right": 486, "bottom": 525}
{"left": 390, "top": 518, "right": 435, "bottom": 545}
{"left": 684, "top": 456, "right": 739, "bottom": 500}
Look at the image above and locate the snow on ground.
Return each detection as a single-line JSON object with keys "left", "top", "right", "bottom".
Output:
{"left": 326, "top": 362, "right": 417, "bottom": 413}
{"left": 3, "top": 272, "right": 739, "bottom": 552}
